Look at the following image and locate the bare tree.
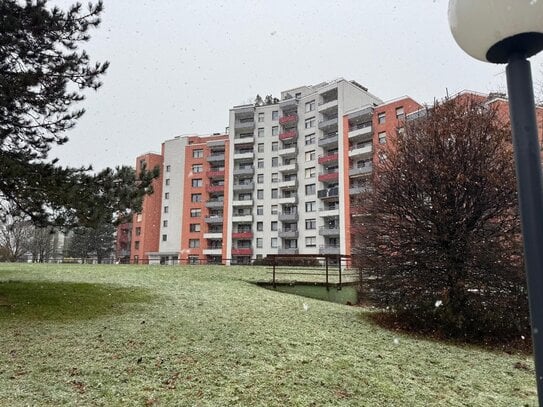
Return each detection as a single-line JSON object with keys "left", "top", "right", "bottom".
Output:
{"left": 28, "top": 227, "right": 55, "bottom": 263}
{"left": 0, "top": 203, "right": 33, "bottom": 262}
{"left": 353, "top": 96, "right": 529, "bottom": 340}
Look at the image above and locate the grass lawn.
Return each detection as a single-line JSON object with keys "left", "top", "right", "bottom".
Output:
{"left": 0, "top": 263, "right": 537, "bottom": 406}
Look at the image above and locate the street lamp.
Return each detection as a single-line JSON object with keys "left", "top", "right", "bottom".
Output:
{"left": 448, "top": 0, "right": 543, "bottom": 403}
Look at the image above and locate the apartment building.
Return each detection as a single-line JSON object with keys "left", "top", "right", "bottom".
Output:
{"left": 226, "top": 78, "right": 392, "bottom": 264}
{"left": 133, "top": 134, "right": 230, "bottom": 265}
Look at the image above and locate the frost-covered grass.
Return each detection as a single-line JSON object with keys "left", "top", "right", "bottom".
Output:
{"left": 0, "top": 263, "right": 537, "bottom": 406}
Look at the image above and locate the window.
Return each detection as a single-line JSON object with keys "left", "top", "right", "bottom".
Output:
{"left": 271, "top": 221, "right": 278, "bottom": 231}
{"left": 272, "top": 126, "right": 279, "bottom": 136}
{"left": 305, "top": 150, "right": 315, "bottom": 161}
{"left": 190, "top": 208, "right": 201, "bottom": 217}
{"left": 271, "top": 189, "right": 278, "bottom": 199}
{"left": 396, "top": 106, "right": 405, "bottom": 119}
{"left": 135, "top": 227, "right": 141, "bottom": 236}
{"left": 378, "top": 132, "right": 387, "bottom": 144}
{"left": 258, "top": 112, "right": 264, "bottom": 122}
{"left": 164, "top": 192, "right": 169, "bottom": 199}
{"left": 256, "top": 238, "right": 263, "bottom": 248}
{"left": 295, "top": 92, "right": 301, "bottom": 99}
{"left": 257, "top": 205, "right": 263, "bottom": 215}
{"left": 305, "top": 100, "right": 315, "bottom": 112}
{"left": 190, "top": 224, "right": 201, "bottom": 232}
{"left": 258, "top": 128, "right": 264, "bottom": 138}
{"left": 305, "top": 134, "right": 315, "bottom": 145}
{"left": 162, "top": 234, "right": 167, "bottom": 242}
{"left": 136, "top": 213, "right": 142, "bottom": 222}
{"left": 163, "top": 220, "right": 168, "bottom": 227}
{"left": 271, "top": 205, "right": 278, "bottom": 214}
{"left": 192, "top": 179, "right": 203, "bottom": 187}
{"left": 257, "top": 174, "right": 264, "bottom": 184}
{"left": 378, "top": 112, "right": 386, "bottom": 124}
{"left": 305, "top": 219, "right": 316, "bottom": 230}
{"left": 192, "top": 164, "right": 203, "bottom": 173}
{"left": 305, "top": 201, "right": 316, "bottom": 212}
{"left": 305, "top": 236, "right": 316, "bottom": 247}
{"left": 257, "top": 189, "right": 264, "bottom": 199}
{"left": 272, "top": 110, "right": 278, "bottom": 120}
{"left": 271, "top": 173, "right": 278, "bottom": 183}
{"left": 257, "top": 222, "right": 263, "bottom": 231}
{"left": 166, "top": 165, "right": 171, "bottom": 172}
{"left": 134, "top": 241, "right": 140, "bottom": 250}
{"left": 191, "top": 193, "right": 202, "bottom": 202}
{"left": 271, "top": 141, "right": 278, "bottom": 151}
{"left": 165, "top": 179, "right": 170, "bottom": 186}
{"left": 257, "top": 158, "right": 264, "bottom": 168}
{"left": 305, "top": 184, "right": 316, "bottom": 195}
{"left": 193, "top": 149, "right": 203, "bottom": 158}
{"left": 139, "top": 160, "right": 146, "bottom": 169}
{"left": 304, "top": 117, "right": 316, "bottom": 129}
{"left": 271, "top": 238, "right": 278, "bottom": 248}
{"left": 271, "top": 157, "right": 278, "bottom": 167}
{"left": 189, "top": 239, "right": 200, "bottom": 248}
{"left": 164, "top": 206, "right": 169, "bottom": 213}
{"left": 258, "top": 143, "right": 264, "bottom": 153}
{"left": 305, "top": 167, "right": 316, "bottom": 179}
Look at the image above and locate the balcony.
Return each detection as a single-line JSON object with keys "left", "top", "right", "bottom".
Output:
{"left": 278, "top": 146, "right": 298, "bottom": 158}
{"left": 319, "top": 208, "right": 340, "bottom": 218}
{"left": 349, "top": 165, "right": 372, "bottom": 177}
{"left": 206, "top": 184, "right": 225, "bottom": 193}
{"left": 203, "top": 248, "right": 222, "bottom": 256}
{"left": 234, "top": 136, "right": 255, "bottom": 145}
{"left": 205, "top": 216, "right": 224, "bottom": 224}
{"left": 233, "top": 151, "right": 254, "bottom": 160}
{"left": 232, "top": 214, "right": 253, "bottom": 223}
{"left": 233, "top": 167, "right": 254, "bottom": 176}
{"left": 349, "top": 186, "right": 369, "bottom": 195}
{"left": 318, "top": 117, "right": 338, "bottom": 131}
{"left": 318, "top": 98, "right": 338, "bottom": 114}
{"left": 234, "top": 105, "right": 254, "bottom": 118}
{"left": 206, "top": 169, "right": 225, "bottom": 178}
{"left": 207, "top": 153, "right": 225, "bottom": 162}
{"left": 319, "top": 245, "right": 340, "bottom": 255}
{"left": 349, "top": 144, "right": 372, "bottom": 158}
{"left": 207, "top": 139, "right": 226, "bottom": 148}
{"left": 317, "top": 187, "right": 339, "bottom": 199}
{"left": 232, "top": 248, "right": 253, "bottom": 256}
{"left": 319, "top": 226, "right": 340, "bottom": 236}
{"left": 205, "top": 200, "right": 224, "bottom": 209}
{"left": 203, "top": 232, "right": 223, "bottom": 239}
{"left": 279, "top": 130, "right": 298, "bottom": 141}
{"left": 318, "top": 171, "right": 339, "bottom": 183}
{"left": 278, "top": 211, "right": 299, "bottom": 222}
{"left": 233, "top": 182, "right": 254, "bottom": 192}
{"left": 318, "top": 134, "right": 338, "bottom": 148}
{"left": 234, "top": 119, "right": 255, "bottom": 132}
{"left": 278, "top": 248, "right": 299, "bottom": 255}
{"left": 232, "top": 231, "right": 254, "bottom": 239}
{"left": 278, "top": 162, "right": 298, "bottom": 174}
{"left": 279, "top": 98, "right": 298, "bottom": 109}
{"left": 318, "top": 153, "right": 339, "bottom": 165}
{"left": 278, "top": 179, "right": 297, "bottom": 189}
{"left": 279, "top": 114, "right": 298, "bottom": 126}
{"left": 348, "top": 123, "right": 373, "bottom": 142}
{"left": 278, "top": 195, "right": 298, "bottom": 205}
{"left": 232, "top": 198, "right": 253, "bottom": 207}
{"left": 278, "top": 229, "right": 299, "bottom": 239}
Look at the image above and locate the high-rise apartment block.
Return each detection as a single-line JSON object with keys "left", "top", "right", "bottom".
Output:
{"left": 123, "top": 78, "right": 477, "bottom": 264}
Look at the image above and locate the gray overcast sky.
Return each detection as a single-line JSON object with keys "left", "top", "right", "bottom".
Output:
{"left": 49, "top": 0, "right": 543, "bottom": 171}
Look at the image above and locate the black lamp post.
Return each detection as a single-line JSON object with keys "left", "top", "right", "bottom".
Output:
{"left": 448, "top": 0, "right": 543, "bottom": 404}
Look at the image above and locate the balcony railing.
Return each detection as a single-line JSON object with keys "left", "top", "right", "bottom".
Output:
{"left": 278, "top": 211, "right": 299, "bottom": 222}
{"left": 319, "top": 226, "right": 340, "bottom": 236}
{"left": 278, "top": 229, "right": 299, "bottom": 239}
{"left": 205, "top": 216, "right": 224, "bottom": 224}
{"left": 349, "top": 165, "right": 372, "bottom": 177}
{"left": 234, "top": 136, "right": 255, "bottom": 145}
{"left": 279, "top": 114, "right": 298, "bottom": 126}
{"left": 278, "top": 146, "right": 298, "bottom": 157}
{"left": 232, "top": 232, "right": 254, "bottom": 239}
{"left": 233, "top": 182, "right": 254, "bottom": 192}
{"left": 232, "top": 248, "right": 253, "bottom": 256}
{"left": 278, "top": 179, "right": 297, "bottom": 189}
{"left": 205, "top": 200, "right": 224, "bottom": 209}
{"left": 206, "top": 184, "right": 225, "bottom": 193}
{"left": 233, "top": 167, "right": 254, "bottom": 176}
{"left": 232, "top": 198, "right": 253, "bottom": 207}
{"left": 317, "top": 187, "right": 339, "bottom": 199}
{"left": 348, "top": 144, "right": 372, "bottom": 157}
{"left": 278, "top": 162, "right": 298, "bottom": 173}
{"left": 233, "top": 151, "right": 254, "bottom": 160}
{"left": 206, "top": 169, "right": 225, "bottom": 178}
{"left": 234, "top": 119, "right": 255, "bottom": 131}
{"left": 318, "top": 171, "right": 339, "bottom": 183}
{"left": 279, "top": 98, "right": 298, "bottom": 109}
{"left": 279, "top": 130, "right": 298, "bottom": 141}
{"left": 203, "top": 232, "right": 223, "bottom": 239}
{"left": 318, "top": 153, "right": 339, "bottom": 165}
{"left": 207, "top": 153, "right": 225, "bottom": 162}
{"left": 318, "top": 133, "right": 339, "bottom": 147}
{"left": 318, "top": 117, "right": 338, "bottom": 130}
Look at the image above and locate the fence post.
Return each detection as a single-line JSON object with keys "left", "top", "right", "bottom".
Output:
{"left": 325, "top": 256, "right": 329, "bottom": 291}
{"left": 272, "top": 256, "right": 276, "bottom": 289}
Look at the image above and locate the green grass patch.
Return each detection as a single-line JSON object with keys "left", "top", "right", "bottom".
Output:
{"left": 0, "top": 263, "right": 537, "bottom": 406}
{"left": 0, "top": 280, "right": 154, "bottom": 321}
